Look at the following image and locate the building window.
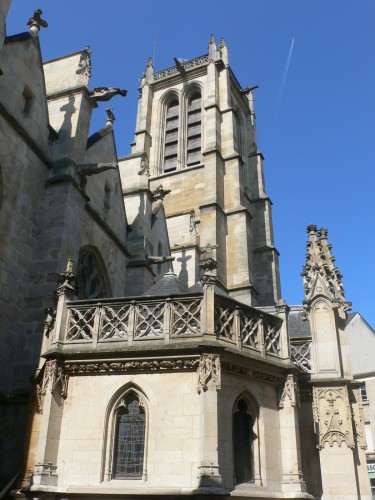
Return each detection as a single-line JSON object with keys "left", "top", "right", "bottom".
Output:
{"left": 360, "top": 382, "right": 369, "bottom": 403}
{"left": 186, "top": 92, "right": 202, "bottom": 166}
{"left": 113, "top": 392, "right": 146, "bottom": 479}
{"left": 233, "top": 398, "right": 254, "bottom": 484}
{"left": 163, "top": 98, "right": 179, "bottom": 172}
{"left": 76, "top": 247, "right": 111, "bottom": 299}
{"left": 370, "top": 478, "right": 375, "bottom": 499}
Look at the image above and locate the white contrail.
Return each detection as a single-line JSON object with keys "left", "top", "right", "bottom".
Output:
{"left": 275, "top": 37, "right": 295, "bottom": 116}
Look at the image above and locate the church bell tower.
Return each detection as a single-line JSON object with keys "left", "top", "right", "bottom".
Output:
{"left": 120, "top": 35, "right": 281, "bottom": 307}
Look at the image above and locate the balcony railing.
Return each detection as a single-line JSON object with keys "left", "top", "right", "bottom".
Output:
{"left": 45, "top": 288, "right": 285, "bottom": 360}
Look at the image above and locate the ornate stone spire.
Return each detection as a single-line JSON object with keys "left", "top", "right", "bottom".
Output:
{"left": 27, "top": 9, "right": 48, "bottom": 36}
{"left": 302, "top": 225, "right": 351, "bottom": 312}
{"left": 218, "top": 37, "right": 228, "bottom": 65}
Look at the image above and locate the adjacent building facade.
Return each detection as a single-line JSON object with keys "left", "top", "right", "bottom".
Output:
{"left": 0, "top": 4, "right": 373, "bottom": 500}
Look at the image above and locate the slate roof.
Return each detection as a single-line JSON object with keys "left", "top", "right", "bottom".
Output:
{"left": 189, "top": 280, "right": 231, "bottom": 299}
{"left": 143, "top": 270, "right": 191, "bottom": 296}
{"left": 288, "top": 306, "right": 311, "bottom": 338}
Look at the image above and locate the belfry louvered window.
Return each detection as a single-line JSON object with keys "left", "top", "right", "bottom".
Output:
{"left": 163, "top": 98, "right": 179, "bottom": 172}
{"left": 186, "top": 92, "right": 202, "bottom": 166}
{"left": 113, "top": 393, "right": 146, "bottom": 479}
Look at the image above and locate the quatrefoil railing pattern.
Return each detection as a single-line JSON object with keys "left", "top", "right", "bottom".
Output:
{"left": 171, "top": 299, "right": 201, "bottom": 336}
{"left": 63, "top": 294, "right": 282, "bottom": 358}
{"left": 290, "top": 340, "right": 312, "bottom": 372}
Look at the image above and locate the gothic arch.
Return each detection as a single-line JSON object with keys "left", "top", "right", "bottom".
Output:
{"left": 232, "top": 392, "right": 262, "bottom": 487}
{"left": 76, "top": 245, "right": 112, "bottom": 299}
{"left": 101, "top": 383, "right": 149, "bottom": 482}
{"left": 181, "top": 83, "right": 204, "bottom": 168}
{"left": 155, "top": 89, "right": 181, "bottom": 175}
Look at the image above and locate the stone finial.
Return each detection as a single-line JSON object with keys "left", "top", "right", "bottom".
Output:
{"left": 146, "top": 57, "right": 153, "bottom": 69}
{"left": 143, "top": 57, "right": 154, "bottom": 83}
{"left": 301, "top": 225, "right": 351, "bottom": 312}
{"left": 27, "top": 9, "right": 48, "bottom": 35}
{"left": 105, "top": 108, "right": 115, "bottom": 128}
{"left": 218, "top": 37, "right": 228, "bottom": 65}
{"left": 208, "top": 34, "right": 218, "bottom": 60}
{"left": 219, "top": 37, "right": 227, "bottom": 49}
{"left": 57, "top": 258, "right": 77, "bottom": 297}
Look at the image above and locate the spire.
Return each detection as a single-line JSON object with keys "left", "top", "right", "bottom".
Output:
{"left": 27, "top": 9, "right": 48, "bottom": 36}
{"left": 218, "top": 37, "right": 228, "bottom": 65}
{"left": 302, "top": 225, "right": 351, "bottom": 312}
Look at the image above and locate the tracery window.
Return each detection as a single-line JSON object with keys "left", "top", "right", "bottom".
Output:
{"left": 112, "top": 392, "right": 146, "bottom": 479}
{"left": 233, "top": 398, "right": 254, "bottom": 484}
{"left": 186, "top": 92, "right": 202, "bottom": 166}
{"left": 76, "top": 247, "right": 110, "bottom": 299}
{"left": 163, "top": 98, "right": 179, "bottom": 172}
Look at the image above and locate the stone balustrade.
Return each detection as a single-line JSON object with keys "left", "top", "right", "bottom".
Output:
{"left": 45, "top": 289, "right": 284, "bottom": 359}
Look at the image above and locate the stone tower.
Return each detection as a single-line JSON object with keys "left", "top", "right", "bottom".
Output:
{"left": 120, "top": 36, "right": 281, "bottom": 307}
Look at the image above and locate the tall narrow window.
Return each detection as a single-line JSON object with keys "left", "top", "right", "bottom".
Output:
{"left": 233, "top": 399, "right": 254, "bottom": 484}
{"left": 163, "top": 98, "right": 179, "bottom": 172}
{"left": 186, "top": 92, "right": 201, "bottom": 166}
{"left": 113, "top": 393, "right": 146, "bottom": 479}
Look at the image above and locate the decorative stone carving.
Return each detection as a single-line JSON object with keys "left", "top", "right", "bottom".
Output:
{"left": 89, "top": 87, "right": 127, "bottom": 104}
{"left": 221, "top": 361, "right": 284, "bottom": 385}
{"left": 301, "top": 226, "right": 352, "bottom": 317}
{"left": 151, "top": 184, "right": 171, "bottom": 202}
{"left": 43, "top": 307, "right": 56, "bottom": 339}
{"left": 351, "top": 387, "right": 367, "bottom": 450}
{"left": 197, "top": 354, "right": 221, "bottom": 393}
{"left": 76, "top": 46, "right": 92, "bottom": 78}
{"left": 199, "top": 243, "right": 219, "bottom": 273}
{"left": 154, "top": 55, "right": 209, "bottom": 80}
{"left": 279, "top": 374, "right": 297, "bottom": 408}
{"left": 264, "top": 323, "right": 281, "bottom": 356}
{"left": 64, "top": 357, "right": 200, "bottom": 374}
{"left": 36, "top": 360, "right": 68, "bottom": 412}
{"left": 171, "top": 299, "right": 201, "bottom": 336}
{"left": 215, "top": 304, "right": 236, "bottom": 341}
{"left": 27, "top": 9, "right": 48, "bottom": 33}
{"left": 313, "top": 386, "right": 355, "bottom": 450}
{"left": 189, "top": 209, "right": 198, "bottom": 234}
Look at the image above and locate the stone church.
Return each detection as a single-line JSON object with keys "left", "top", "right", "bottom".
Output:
{"left": 0, "top": 4, "right": 371, "bottom": 499}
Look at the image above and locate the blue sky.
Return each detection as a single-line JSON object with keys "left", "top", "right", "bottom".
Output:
{"left": 6, "top": 1, "right": 375, "bottom": 325}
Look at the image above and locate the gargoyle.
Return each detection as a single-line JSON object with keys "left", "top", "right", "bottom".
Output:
{"left": 89, "top": 87, "right": 127, "bottom": 103}
{"left": 77, "top": 162, "right": 118, "bottom": 179}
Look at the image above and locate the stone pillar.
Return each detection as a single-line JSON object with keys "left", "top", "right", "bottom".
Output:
{"left": 196, "top": 354, "right": 226, "bottom": 493}
{"left": 278, "top": 374, "right": 307, "bottom": 494}
{"left": 313, "top": 385, "right": 371, "bottom": 499}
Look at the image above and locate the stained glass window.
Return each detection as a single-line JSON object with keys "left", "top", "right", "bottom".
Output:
{"left": 233, "top": 399, "right": 253, "bottom": 484}
{"left": 113, "top": 393, "right": 145, "bottom": 479}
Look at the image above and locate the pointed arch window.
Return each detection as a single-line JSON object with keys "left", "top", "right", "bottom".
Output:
{"left": 76, "top": 247, "right": 111, "bottom": 299}
{"left": 233, "top": 398, "right": 254, "bottom": 484}
{"left": 163, "top": 98, "right": 179, "bottom": 172}
{"left": 113, "top": 392, "right": 146, "bottom": 479}
{"left": 186, "top": 92, "right": 202, "bottom": 166}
